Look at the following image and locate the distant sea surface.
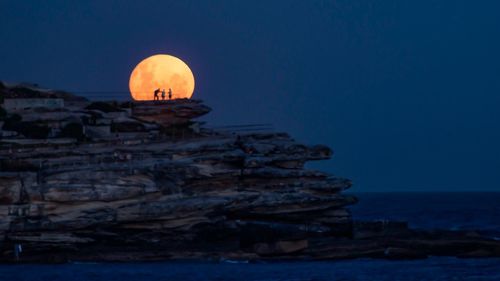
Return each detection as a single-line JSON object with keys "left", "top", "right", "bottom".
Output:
{"left": 350, "top": 192, "right": 500, "bottom": 235}
{"left": 2, "top": 192, "right": 499, "bottom": 281}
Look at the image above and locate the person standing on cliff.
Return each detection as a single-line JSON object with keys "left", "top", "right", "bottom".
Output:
{"left": 161, "top": 89, "right": 166, "bottom": 100}
{"left": 14, "top": 244, "right": 22, "bottom": 261}
{"left": 153, "top": 88, "right": 160, "bottom": 100}
{"left": 168, "top": 88, "right": 172, "bottom": 100}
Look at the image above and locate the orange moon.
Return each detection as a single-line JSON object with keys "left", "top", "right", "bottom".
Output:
{"left": 129, "top": 54, "right": 195, "bottom": 100}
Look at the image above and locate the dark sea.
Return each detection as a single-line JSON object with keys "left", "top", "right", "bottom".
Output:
{"left": 1, "top": 192, "right": 499, "bottom": 281}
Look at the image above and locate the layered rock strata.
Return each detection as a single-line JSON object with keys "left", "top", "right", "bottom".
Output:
{"left": 0, "top": 83, "right": 499, "bottom": 262}
{"left": 0, "top": 83, "right": 357, "bottom": 262}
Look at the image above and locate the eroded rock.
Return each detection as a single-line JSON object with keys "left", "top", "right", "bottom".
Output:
{"left": 0, "top": 83, "right": 499, "bottom": 262}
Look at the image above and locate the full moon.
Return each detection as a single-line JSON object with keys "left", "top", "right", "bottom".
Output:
{"left": 129, "top": 54, "right": 195, "bottom": 101}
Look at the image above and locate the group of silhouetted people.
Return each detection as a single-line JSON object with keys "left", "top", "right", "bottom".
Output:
{"left": 154, "top": 88, "right": 172, "bottom": 100}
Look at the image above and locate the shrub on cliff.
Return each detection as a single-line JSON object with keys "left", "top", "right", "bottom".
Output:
{"left": 0, "top": 107, "right": 6, "bottom": 121}
{"left": 9, "top": 86, "right": 54, "bottom": 98}
{"left": 2, "top": 113, "right": 21, "bottom": 129}
{"left": 111, "top": 121, "right": 145, "bottom": 132}
{"left": 86, "top": 102, "right": 124, "bottom": 113}
{"left": 0, "top": 82, "right": 5, "bottom": 103}
{"left": 20, "top": 123, "right": 51, "bottom": 139}
{"left": 119, "top": 101, "right": 134, "bottom": 109}
{"left": 2, "top": 117, "right": 50, "bottom": 139}
{"left": 0, "top": 159, "right": 38, "bottom": 172}
{"left": 59, "top": 122, "right": 85, "bottom": 141}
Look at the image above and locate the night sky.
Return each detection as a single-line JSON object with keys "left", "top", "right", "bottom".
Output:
{"left": 1, "top": 1, "right": 499, "bottom": 191}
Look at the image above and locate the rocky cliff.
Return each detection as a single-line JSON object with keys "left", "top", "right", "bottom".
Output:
{"left": 0, "top": 83, "right": 499, "bottom": 262}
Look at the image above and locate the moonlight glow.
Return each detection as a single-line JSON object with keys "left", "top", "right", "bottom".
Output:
{"left": 129, "top": 54, "right": 195, "bottom": 100}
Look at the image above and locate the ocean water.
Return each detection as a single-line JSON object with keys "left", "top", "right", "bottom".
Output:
{"left": 1, "top": 258, "right": 499, "bottom": 281}
{"left": 350, "top": 192, "right": 500, "bottom": 236}
{"left": 1, "top": 192, "right": 499, "bottom": 281}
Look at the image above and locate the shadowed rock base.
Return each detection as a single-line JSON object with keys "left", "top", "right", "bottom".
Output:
{"left": 1, "top": 221, "right": 499, "bottom": 263}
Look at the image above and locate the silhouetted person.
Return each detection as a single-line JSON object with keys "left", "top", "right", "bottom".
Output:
{"left": 161, "top": 89, "right": 166, "bottom": 100}
{"left": 234, "top": 135, "right": 245, "bottom": 178}
{"left": 14, "top": 244, "right": 22, "bottom": 261}
{"left": 168, "top": 88, "right": 173, "bottom": 100}
{"left": 154, "top": 88, "right": 160, "bottom": 100}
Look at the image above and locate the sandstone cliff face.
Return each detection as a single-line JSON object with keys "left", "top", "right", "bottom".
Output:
{"left": 0, "top": 84, "right": 355, "bottom": 261}
{"left": 2, "top": 84, "right": 500, "bottom": 262}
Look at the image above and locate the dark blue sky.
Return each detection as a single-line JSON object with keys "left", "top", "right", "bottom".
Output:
{"left": 1, "top": 0, "right": 499, "bottom": 191}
